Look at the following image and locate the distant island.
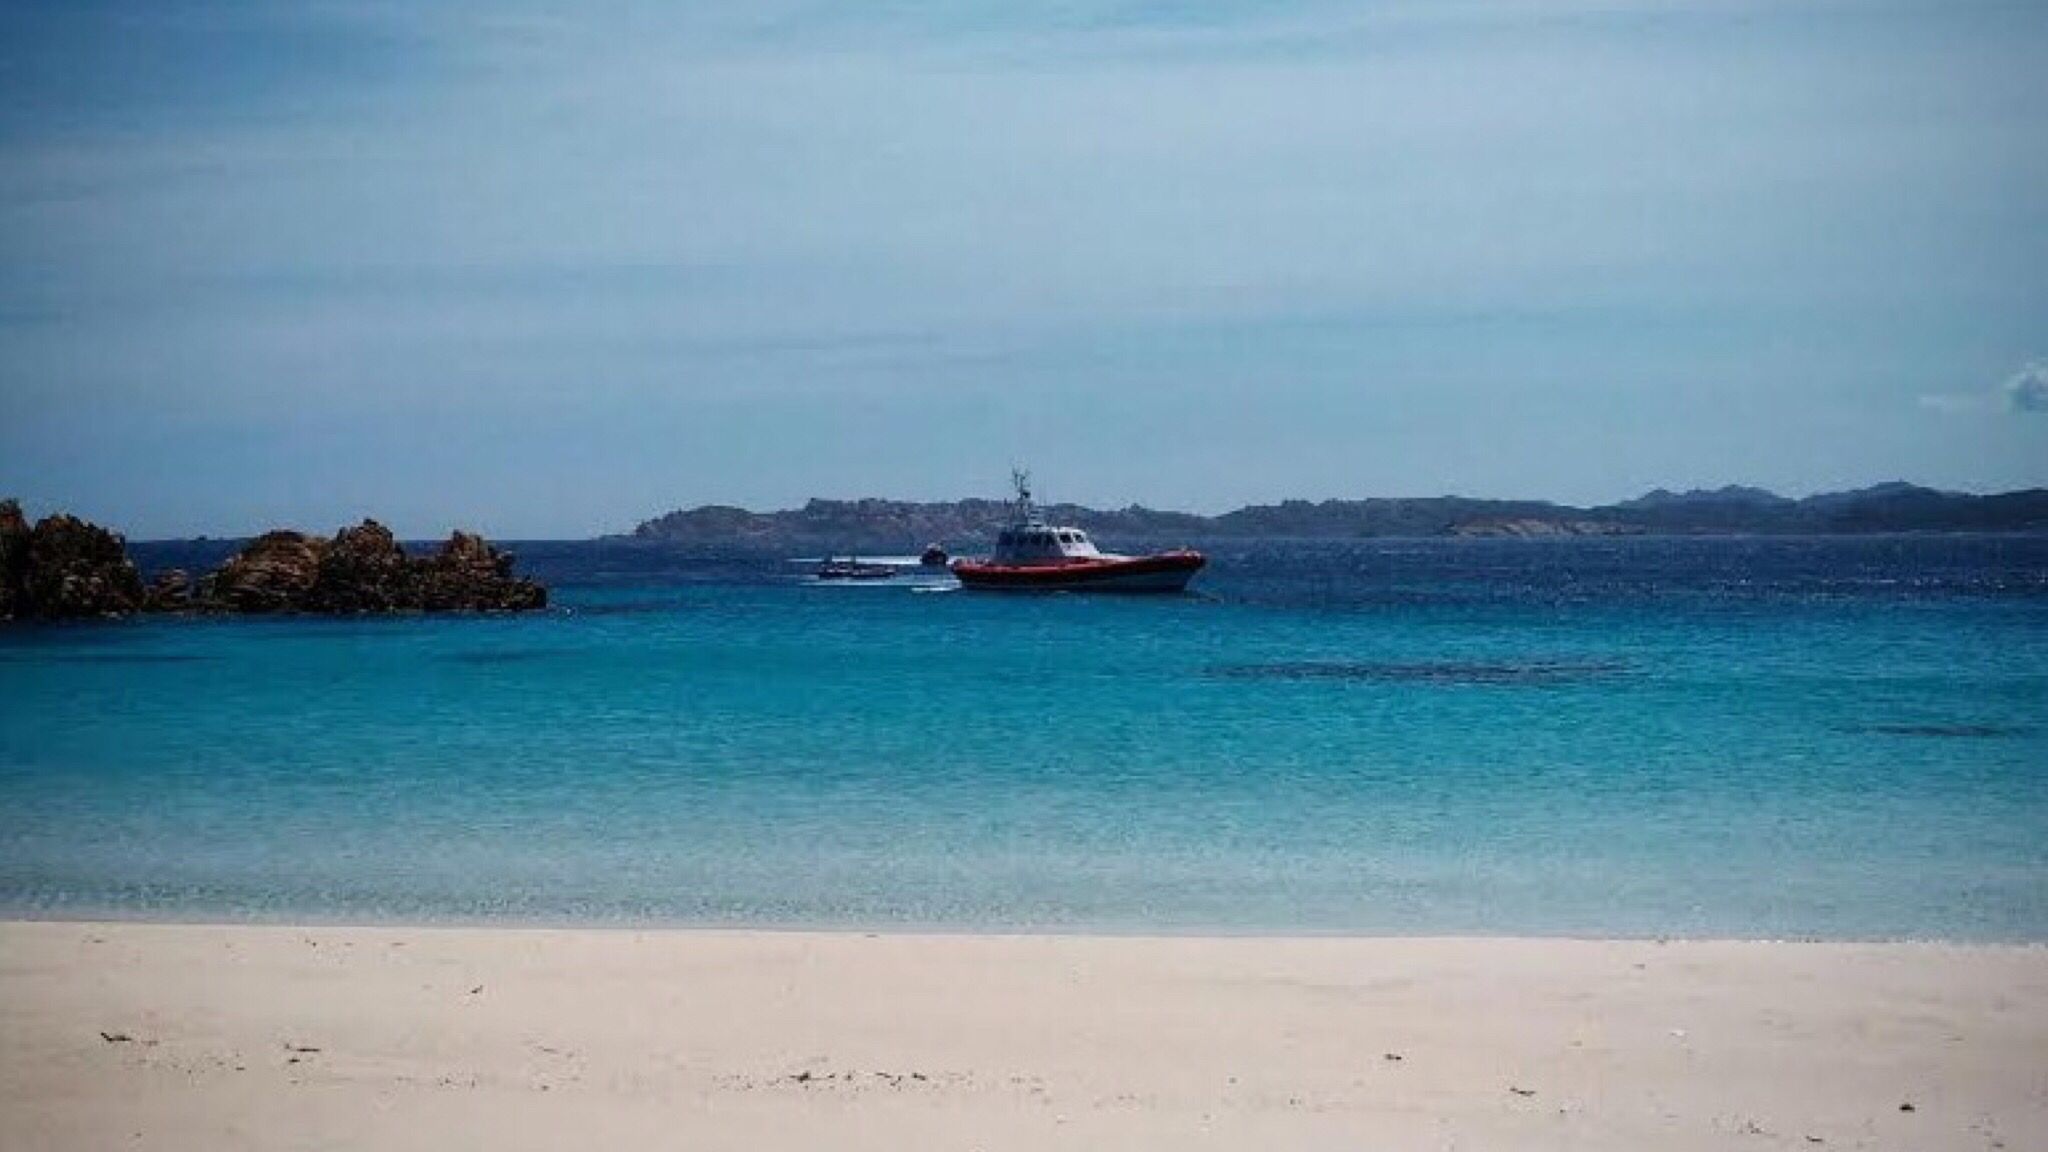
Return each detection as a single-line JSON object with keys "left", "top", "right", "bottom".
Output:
{"left": 626, "top": 482, "right": 2048, "bottom": 550}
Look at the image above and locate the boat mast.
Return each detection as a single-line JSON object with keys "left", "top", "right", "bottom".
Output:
{"left": 1011, "top": 467, "right": 1043, "bottom": 527}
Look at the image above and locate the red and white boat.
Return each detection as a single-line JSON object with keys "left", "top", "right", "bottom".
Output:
{"left": 951, "top": 472, "right": 1205, "bottom": 594}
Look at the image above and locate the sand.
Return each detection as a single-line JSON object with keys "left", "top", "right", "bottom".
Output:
{"left": 1, "top": 922, "right": 2042, "bottom": 1150}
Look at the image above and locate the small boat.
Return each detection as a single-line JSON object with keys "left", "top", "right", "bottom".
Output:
{"left": 951, "top": 472, "right": 1205, "bottom": 594}
{"left": 919, "top": 543, "right": 950, "bottom": 567}
{"left": 815, "top": 557, "right": 898, "bottom": 580}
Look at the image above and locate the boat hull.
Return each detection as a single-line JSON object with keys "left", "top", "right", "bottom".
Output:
{"left": 950, "top": 551, "right": 1205, "bottom": 593}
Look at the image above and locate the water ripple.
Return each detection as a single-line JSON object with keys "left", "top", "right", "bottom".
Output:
{"left": 437, "top": 648, "right": 574, "bottom": 666}
{"left": 1850, "top": 723, "right": 2032, "bottom": 740}
{"left": 1206, "top": 658, "right": 1628, "bottom": 686}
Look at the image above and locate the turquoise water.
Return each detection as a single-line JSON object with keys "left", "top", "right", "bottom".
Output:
{"left": 2, "top": 538, "right": 2044, "bottom": 939}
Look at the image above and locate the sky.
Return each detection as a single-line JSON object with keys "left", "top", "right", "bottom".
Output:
{"left": 1, "top": 0, "right": 2044, "bottom": 538}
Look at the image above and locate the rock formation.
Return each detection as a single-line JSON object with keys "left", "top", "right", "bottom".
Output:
{"left": 307, "top": 520, "right": 414, "bottom": 613}
{"left": 204, "top": 530, "right": 324, "bottom": 613}
{"left": 415, "top": 531, "right": 547, "bottom": 612}
{"left": 0, "top": 499, "right": 27, "bottom": 620}
{"left": 142, "top": 569, "right": 194, "bottom": 613}
{"left": 0, "top": 506, "right": 148, "bottom": 620}
{"left": 201, "top": 520, "right": 545, "bottom": 615}
{"left": 0, "top": 502, "right": 547, "bottom": 622}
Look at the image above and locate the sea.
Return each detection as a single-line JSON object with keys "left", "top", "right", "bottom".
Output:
{"left": 2, "top": 536, "right": 2044, "bottom": 941}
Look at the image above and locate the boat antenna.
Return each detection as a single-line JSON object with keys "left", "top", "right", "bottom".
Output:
{"left": 1011, "top": 467, "right": 1042, "bottom": 525}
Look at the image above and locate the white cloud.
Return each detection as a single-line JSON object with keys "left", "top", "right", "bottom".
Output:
{"left": 1917, "top": 392, "right": 1990, "bottom": 414}
{"left": 1920, "top": 360, "right": 2048, "bottom": 415}
{"left": 2005, "top": 361, "right": 2048, "bottom": 413}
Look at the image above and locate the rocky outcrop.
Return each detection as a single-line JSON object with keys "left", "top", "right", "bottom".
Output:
{"left": 306, "top": 520, "right": 414, "bottom": 613}
{"left": 201, "top": 520, "right": 545, "bottom": 615}
{"left": 204, "top": 530, "right": 324, "bottom": 613}
{"left": 415, "top": 531, "right": 547, "bottom": 612}
{"left": 0, "top": 499, "right": 27, "bottom": 620}
{"left": 142, "top": 569, "right": 194, "bottom": 613}
{"left": 0, "top": 502, "right": 547, "bottom": 622}
{"left": 4, "top": 511, "right": 148, "bottom": 619}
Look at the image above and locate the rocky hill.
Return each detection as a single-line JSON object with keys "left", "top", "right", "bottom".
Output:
{"left": 629, "top": 497, "right": 1211, "bottom": 551}
{"left": 624, "top": 484, "right": 2048, "bottom": 550}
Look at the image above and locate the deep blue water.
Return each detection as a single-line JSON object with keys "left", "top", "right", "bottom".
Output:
{"left": 2, "top": 536, "right": 2044, "bottom": 939}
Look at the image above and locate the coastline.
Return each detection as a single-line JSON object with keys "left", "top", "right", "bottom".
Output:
{"left": 7, "top": 905, "right": 2048, "bottom": 945}
{"left": 5, "top": 921, "right": 2043, "bottom": 1150}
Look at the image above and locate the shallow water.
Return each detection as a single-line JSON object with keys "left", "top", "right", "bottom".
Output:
{"left": 2, "top": 536, "right": 2044, "bottom": 939}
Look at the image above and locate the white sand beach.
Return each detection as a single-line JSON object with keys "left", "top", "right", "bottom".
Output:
{"left": 1, "top": 922, "right": 2042, "bottom": 1151}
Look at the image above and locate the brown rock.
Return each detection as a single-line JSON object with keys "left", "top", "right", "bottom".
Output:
{"left": 195, "top": 523, "right": 545, "bottom": 615}
{"left": 0, "top": 498, "right": 27, "bottom": 620}
{"left": 19, "top": 513, "right": 146, "bottom": 619}
{"left": 142, "top": 569, "right": 194, "bottom": 612}
{"left": 306, "top": 520, "right": 415, "bottom": 613}
{"left": 415, "top": 531, "right": 547, "bottom": 612}
{"left": 206, "top": 530, "right": 326, "bottom": 613}
{"left": 0, "top": 508, "right": 547, "bottom": 623}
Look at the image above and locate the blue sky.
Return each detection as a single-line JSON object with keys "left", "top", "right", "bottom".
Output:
{"left": 1, "top": 0, "right": 2044, "bottom": 537}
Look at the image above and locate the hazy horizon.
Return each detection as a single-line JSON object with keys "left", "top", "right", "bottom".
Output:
{"left": 4, "top": 1, "right": 2045, "bottom": 538}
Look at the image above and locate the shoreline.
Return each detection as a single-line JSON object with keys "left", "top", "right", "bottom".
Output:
{"left": 7, "top": 908, "right": 2048, "bottom": 946}
{"left": 6, "top": 920, "right": 2043, "bottom": 1150}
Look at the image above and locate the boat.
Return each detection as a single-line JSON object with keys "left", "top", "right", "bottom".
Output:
{"left": 950, "top": 471, "right": 1205, "bottom": 593}
{"left": 815, "top": 557, "right": 899, "bottom": 580}
{"left": 919, "top": 543, "right": 950, "bottom": 567}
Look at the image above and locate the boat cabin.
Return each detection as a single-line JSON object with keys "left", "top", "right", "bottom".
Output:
{"left": 992, "top": 524, "right": 1103, "bottom": 566}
